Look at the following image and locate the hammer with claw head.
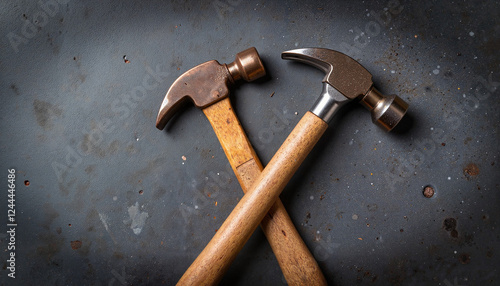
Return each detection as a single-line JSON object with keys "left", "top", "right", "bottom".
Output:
{"left": 156, "top": 48, "right": 326, "bottom": 285}
{"left": 179, "top": 48, "right": 409, "bottom": 285}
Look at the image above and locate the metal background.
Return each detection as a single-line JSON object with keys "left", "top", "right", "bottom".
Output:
{"left": 1, "top": 0, "right": 499, "bottom": 285}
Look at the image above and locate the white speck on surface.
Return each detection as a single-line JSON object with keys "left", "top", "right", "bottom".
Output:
{"left": 317, "top": 230, "right": 320, "bottom": 234}
{"left": 354, "top": 129, "right": 359, "bottom": 134}
{"left": 125, "top": 202, "right": 149, "bottom": 235}
{"left": 295, "top": 42, "right": 299, "bottom": 47}
{"left": 352, "top": 214, "right": 358, "bottom": 220}
{"left": 309, "top": 195, "right": 314, "bottom": 200}
{"left": 433, "top": 69, "right": 440, "bottom": 75}
{"left": 448, "top": 177, "right": 451, "bottom": 180}
{"left": 295, "top": 111, "right": 298, "bottom": 115}
{"left": 349, "top": 139, "right": 354, "bottom": 146}
{"left": 430, "top": 127, "right": 434, "bottom": 130}
{"left": 463, "top": 94, "right": 467, "bottom": 98}
{"left": 113, "top": 196, "right": 117, "bottom": 201}
{"left": 194, "top": 205, "right": 199, "bottom": 210}
{"left": 469, "top": 31, "right": 474, "bottom": 36}
{"left": 378, "top": 140, "right": 381, "bottom": 143}
{"left": 454, "top": 250, "right": 458, "bottom": 254}
{"left": 391, "top": 70, "right": 395, "bottom": 74}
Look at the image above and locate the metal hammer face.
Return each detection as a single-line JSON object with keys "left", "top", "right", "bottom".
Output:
{"left": 282, "top": 48, "right": 409, "bottom": 130}
{"left": 156, "top": 47, "right": 266, "bottom": 130}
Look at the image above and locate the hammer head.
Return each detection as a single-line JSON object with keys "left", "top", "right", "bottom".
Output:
{"left": 156, "top": 47, "right": 266, "bottom": 130}
{"left": 282, "top": 48, "right": 408, "bottom": 131}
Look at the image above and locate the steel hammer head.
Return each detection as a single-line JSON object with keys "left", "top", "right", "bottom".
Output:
{"left": 282, "top": 48, "right": 408, "bottom": 131}
{"left": 156, "top": 47, "right": 266, "bottom": 130}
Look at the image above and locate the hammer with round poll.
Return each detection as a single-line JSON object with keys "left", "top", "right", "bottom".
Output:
{"left": 156, "top": 47, "right": 327, "bottom": 285}
{"left": 178, "top": 48, "right": 410, "bottom": 285}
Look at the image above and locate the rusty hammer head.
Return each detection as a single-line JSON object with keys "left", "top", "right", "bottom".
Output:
{"left": 156, "top": 47, "right": 266, "bottom": 130}
{"left": 282, "top": 48, "right": 408, "bottom": 131}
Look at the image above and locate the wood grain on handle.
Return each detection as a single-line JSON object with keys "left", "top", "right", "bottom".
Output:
{"left": 178, "top": 108, "right": 328, "bottom": 285}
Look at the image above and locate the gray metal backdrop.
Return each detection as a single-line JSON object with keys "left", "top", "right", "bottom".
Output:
{"left": 1, "top": 0, "right": 499, "bottom": 285}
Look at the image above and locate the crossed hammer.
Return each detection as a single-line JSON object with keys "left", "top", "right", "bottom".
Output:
{"left": 156, "top": 47, "right": 409, "bottom": 285}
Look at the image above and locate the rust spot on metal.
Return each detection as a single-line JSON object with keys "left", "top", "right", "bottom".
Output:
{"left": 71, "top": 240, "right": 82, "bottom": 250}
{"left": 305, "top": 212, "right": 311, "bottom": 224}
{"left": 443, "top": 218, "right": 457, "bottom": 231}
{"left": 487, "top": 249, "right": 493, "bottom": 258}
{"left": 458, "top": 253, "right": 471, "bottom": 264}
{"left": 444, "top": 217, "right": 459, "bottom": 238}
{"left": 423, "top": 186, "right": 435, "bottom": 198}
{"left": 464, "top": 163, "right": 479, "bottom": 178}
{"left": 24, "top": 180, "right": 30, "bottom": 186}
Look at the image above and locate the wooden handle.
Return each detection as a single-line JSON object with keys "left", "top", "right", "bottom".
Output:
{"left": 200, "top": 99, "right": 326, "bottom": 285}
{"left": 178, "top": 109, "right": 328, "bottom": 285}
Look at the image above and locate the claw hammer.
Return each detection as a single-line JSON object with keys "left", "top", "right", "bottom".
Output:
{"left": 156, "top": 47, "right": 326, "bottom": 285}
{"left": 179, "top": 48, "right": 410, "bottom": 285}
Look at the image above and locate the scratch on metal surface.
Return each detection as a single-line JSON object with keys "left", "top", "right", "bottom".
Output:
{"left": 99, "top": 212, "right": 117, "bottom": 244}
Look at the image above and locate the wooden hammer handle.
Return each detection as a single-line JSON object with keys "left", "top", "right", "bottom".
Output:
{"left": 178, "top": 109, "right": 327, "bottom": 285}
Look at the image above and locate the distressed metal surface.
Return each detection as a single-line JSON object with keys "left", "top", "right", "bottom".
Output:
{"left": 1, "top": 0, "right": 499, "bottom": 285}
